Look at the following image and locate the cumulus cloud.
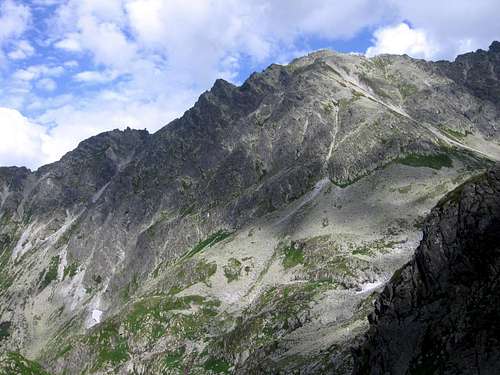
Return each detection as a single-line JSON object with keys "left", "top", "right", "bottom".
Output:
{"left": 366, "top": 23, "right": 439, "bottom": 59}
{"left": 36, "top": 78, "right": 57, "bottom": 91}
{"left": 54, "top": 35, "right": 82, "bottom": 52}
{"left": 0, "top": 0, "right": 31, "bottom": 44}
{"left": 12, "top": 65, "right": 65, "bottom": 81}
{"left": 7, "top": 40, "right": 35, "bottom": 60}
{"left": 73, "top": 70, "right": 118, "bottom": 83}
{"left": 0, "top": 107, "right": 50, "bottom": 169}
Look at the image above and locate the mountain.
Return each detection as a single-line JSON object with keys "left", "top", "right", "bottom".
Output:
{"left": 0, "top": 42, "right": 499, "bottom": 374}
{"left": 353, "top": 165, "right": 500, "bottom": 374}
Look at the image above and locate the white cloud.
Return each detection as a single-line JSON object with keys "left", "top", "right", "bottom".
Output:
{"left": 0, "top": 107, "right": 51, "bottom": 169}
{"left": 36, "top": 78, "right": 57, "bottom": 91}
{"left": 13, "top": 65, "right": 65, "bottom": 81}
{"left": 391, "top": 0, "right": 500, "bottom": 59}
{"left": 74, "top": 70, "right": 118, "bottom": 83}
{"left": 366, "top": 23, "right": 439, "bottom": 59}
{"left": 0, "top": 0, "right": 31, "bottom": 44}
{"left": 8, "top": 40, "right": 35, "bottom": 60}
{"left": 54, "top": 34, "right": 82, "bottom": 52}
{"left": 64, "top": 60, "right": 79, "bottom": 68}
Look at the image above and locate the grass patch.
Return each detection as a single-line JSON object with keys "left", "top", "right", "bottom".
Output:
{"left": 63, "top": 262, "right": 78, "bottom": 280}
{"left": 352, "top": 239, "right": 400, "bottom": 257}
{"left": 40, "top": 256, "right": 60, "bottom": 290}
{"left": 0, "top": 352, "right": 52, "bottom": 375}
{"left": 223, "top": 258, "right": 242, "bottom": 283}
{"left": 398, "top": 82, "right": 418, "bottom": 99}
{"left": 440, "top": 127, "right": 470, "bottom": 141}
{"left": 184, "top": 230, "right": 233, "bottom": 258}
{"left": 203, "top": 357, "right": 231, "bottom": 374}
{"left": 282, "top": 244, "right": 304, "bottom": 269}
{"left": 162, "top": 347, "right": 186, "bottom": 369}
{"left": 396, "top": 153, "right": 453, "bottom": 170}
{"left": 125, "top": 295, "right": 220, "bottom": 341}
{"left": 119, "top": 273, "right": 139, "bottom": 302}
{"left": 86, "top": 320, "right": 129, "bottom": 369}
{"left": 438, "top": 172, "right": 487, "bottom": 206}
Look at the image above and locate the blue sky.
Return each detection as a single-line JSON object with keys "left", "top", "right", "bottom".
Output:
{"left": 0, "top": 0, "right": 499, "bottom": 169}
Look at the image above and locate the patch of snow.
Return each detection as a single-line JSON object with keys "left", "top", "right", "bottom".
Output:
{"left": 86, "top": 309, "right": 103, "bottom": 329}
{"left": 356, "top": 280, "right": 385, "bottom": 294}
{"left": 12, "top": 221, "right": 37, "bottom": 259}
{"left": 325, "top": 107, "right": 339, "bottom": 162}
{"left": 57, "top": 247, "right": 68, "bottom": 281}
{"left": 91, "top": 182, "right": 110, "bottom": 203}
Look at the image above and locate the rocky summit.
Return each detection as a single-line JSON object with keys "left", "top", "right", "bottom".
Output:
{"left": 0, "top": 42, "right": 499, "bottom": 375}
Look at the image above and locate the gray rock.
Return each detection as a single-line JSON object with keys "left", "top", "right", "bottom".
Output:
{"left": 353, "top": 165, "right": 500, "bottom": 374}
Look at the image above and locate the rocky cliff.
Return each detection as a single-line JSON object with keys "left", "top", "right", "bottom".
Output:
{"left": 353, "top": 165, "right": 500, "bottom": 375}
{"left": 0, "top": 42, "right": 499, "bottom": 374}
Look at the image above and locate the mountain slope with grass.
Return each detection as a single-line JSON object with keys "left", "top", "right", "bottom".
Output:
{"left": 0, "top": 42, "right": 499, "bottom": 374}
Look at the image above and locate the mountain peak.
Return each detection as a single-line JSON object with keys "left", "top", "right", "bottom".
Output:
{"left": 490, "top": 40, "right": 500, "bottom": 53}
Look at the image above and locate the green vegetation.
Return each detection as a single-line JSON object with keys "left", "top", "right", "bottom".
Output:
{"left": 119, "top": 273, "right": 139, "bottom": 302}
{"left": 0, "top": 246, "right": 13, "bottom": 292}
{"left": 326, "top": 256, "right": 355, "bottom": 277}
{"left": 358, "top": 73, "right": 392, "bottom": 99}
{"left": 396, "top": 153, "right": 453, "bottom": 170}
{"left": 175, "top": 259, "right": 217, "bottom": 290}
{"left": 184, "top": 230, "right": 233, "bottom": 258}
{"left": 86, "top": 320, "right": 129, "bottom": 369}
{"left": 0, "top": 352, "right": 52, "bottom": 375}
{"left": 282, "top": 244, "right": 304, "bottom": 269}
{"left": 0, "top": 322, "right": 11, "bottom": 341}
{"left": 0, "top": 220, "right": 17, "bottom": 292}
{"left": 322, "top": 101, "right": 335, "bottom": 113}
{"left": 63, "top": 262, "right": 78, "bottom": 280}
{"left": 438, "top": 172, "right": 487, "bottom": 206}
{"left": 179, "top": 203, "right": 195, "bottom": 218}
{"left": 54, "top": 344, "right": 73, "bottom": 360}
{"left": 440, "top": 126, "right": 470, "bottom": 141}
{"left": 123, "top": 294, "right": 221, "bottom": 342}
{"left": 162, "top": 348, "right": 186, "bottom": 370}
{"left": 397, "top": 185, "right": 412, "bottom": 194}
{"left": 221, "top": 280, "right": 336, "bottom": 354}
{"left": 203, "top": 357, "right": 231, "bottom": 374}
{"left": 40, "top": 256, "right": 60, "bottom": 290}
{"left": 398, "top": 82, "right": 418, "bottom": 99}
{"left": 390, "top": 264, "right": 408, "bottom": 284}
{"left": 352, "top": 239, "right": 400, "bottom": 257}
{"left": 54, "top": 221, "right": 79, "bottom": 249}
{"left": 223, "top": 258, "right": 242, "bottom": 282}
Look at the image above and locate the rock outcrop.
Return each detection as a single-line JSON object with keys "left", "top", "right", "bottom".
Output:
{"left": 0, "top": 42, "right": 499, "bottom": 374}
{"left": 353, "top": 165, "right": 500, "bottom": 374}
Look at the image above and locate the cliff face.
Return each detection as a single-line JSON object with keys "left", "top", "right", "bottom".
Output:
{"left": 353, "top": 165, "right": 500, "bottom": 374}
{"left": 0, "top": 43, "right": 499, "bottom": 374}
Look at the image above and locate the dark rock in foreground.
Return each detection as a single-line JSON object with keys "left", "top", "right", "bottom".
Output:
{"left": 353, "top": 165, "right": 500, "bottom": 374}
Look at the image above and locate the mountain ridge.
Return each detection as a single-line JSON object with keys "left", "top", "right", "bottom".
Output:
{"left": 0, "top": 41, "right": 499, "bottom": 374}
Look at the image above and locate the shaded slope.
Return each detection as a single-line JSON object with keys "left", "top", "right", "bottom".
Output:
{"left": 353, "top": 166, "right": 500, "bottom": 374}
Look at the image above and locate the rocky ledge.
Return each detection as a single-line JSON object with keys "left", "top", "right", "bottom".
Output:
{"left": 353, "top": 165, "right": 500, "bottom": 374}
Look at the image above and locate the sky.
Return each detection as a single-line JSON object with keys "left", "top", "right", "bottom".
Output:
{"left": 0, "top": 0, "right": 499, "bottom": 169}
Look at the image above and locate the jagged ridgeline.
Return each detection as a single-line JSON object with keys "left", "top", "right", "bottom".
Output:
{"left": 0, "top": 42, "right": 499, "bottom": 374}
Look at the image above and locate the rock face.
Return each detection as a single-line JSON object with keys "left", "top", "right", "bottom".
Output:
{"left": 0, "top": 42, "right": 499, "bottom": 374}
{"left": 353, "top": 165, "right": 500, "bottom": 374}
